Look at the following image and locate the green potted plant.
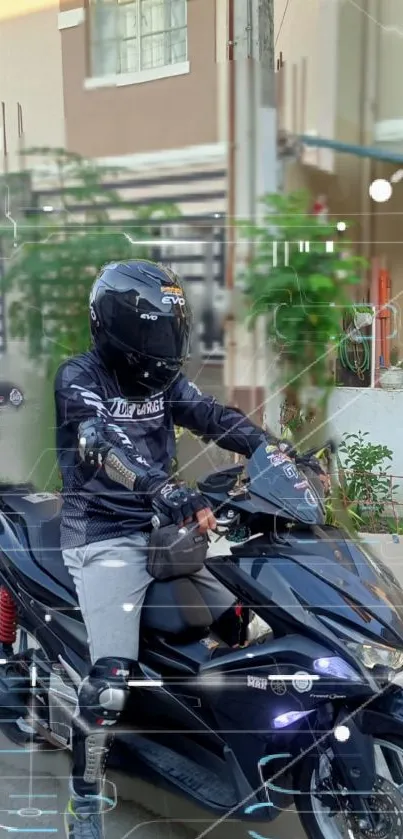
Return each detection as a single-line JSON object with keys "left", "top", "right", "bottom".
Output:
{"left": 239, "top": 190, "right": 364, "bottom": 445}
{"left": 379, "top": 345, "right": 403, "bottom": 390}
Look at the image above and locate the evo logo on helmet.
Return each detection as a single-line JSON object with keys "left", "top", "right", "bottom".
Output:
{"left": 140, "top": 313, "right": 158, "bottom": 321}
{"left": 162, "top": 295, "right": 185, "bottom": 306}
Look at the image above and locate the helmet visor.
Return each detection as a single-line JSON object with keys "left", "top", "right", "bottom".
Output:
{"left": 101, "top": 289, "right": 191, "bottom": 362}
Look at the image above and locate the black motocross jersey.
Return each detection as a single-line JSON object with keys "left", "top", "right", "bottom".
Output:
{"left": 55, "top": 349, "right": 266, "bottom": 549}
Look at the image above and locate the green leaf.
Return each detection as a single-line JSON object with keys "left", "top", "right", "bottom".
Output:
{"left": 4, "top": 146, "right": 179, "bottom": 365}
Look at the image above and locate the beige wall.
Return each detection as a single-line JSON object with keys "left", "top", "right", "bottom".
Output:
{"left": 0, "top": 0, "right": 65, "bottom": 174}
{"left": 376, "top": 0, "right": 403, "bottom": 135}
{"left": 274, "top": 0, "right": 339, "bottom": 172}
{"left": 60, "top": 0, "right": 219, "bottom": 159}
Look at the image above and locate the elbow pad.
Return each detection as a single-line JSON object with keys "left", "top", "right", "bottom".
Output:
{"left": 77, "top": 419, "right": 139, "bottom": 489}
{"left": 103, "top": 449, "right": 138, "bottom": 490}
{"left": 77, "top": 418, "right": 165, "bottom": 493}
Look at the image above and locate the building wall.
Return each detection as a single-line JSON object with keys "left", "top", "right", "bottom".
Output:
{"left": 328, "top": 386, "right": 403, "bottom": 502}
{"left": 274, "top": 0, "right": 339, "bottom": 172}
{"left": 276, "top": 0, "right": 403, "bottom": 328}
{"left": 374, "top": 0, "right": 403, "bottom": 148}
{"left": 0, "top": 0, "right": 65, "bottom": 174}
{"left": 59, "top": 0, "right": 219, "bottom": 159}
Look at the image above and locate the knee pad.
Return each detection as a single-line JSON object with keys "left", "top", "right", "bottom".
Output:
{"left": 77, "top": 657, "right": 136, "bottom": 728}
{"left": 71, "top": 658, "right": 138, "bottom": 797}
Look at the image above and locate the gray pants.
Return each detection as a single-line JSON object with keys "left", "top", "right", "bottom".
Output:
{"left": 63, "top": 533, "right": 235, "bottom": 664}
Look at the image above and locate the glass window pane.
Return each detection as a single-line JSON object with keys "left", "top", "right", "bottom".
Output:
{"left": 91, "top": 0, "right": 117, "bottom": 42}
{"left": 91, "top": 38, "right": 119, "bottom": 76}
{"left": 141, "top": 32, "right": 165, "bottom": 68}
{"left": 118, "top": 2, "right": 138, "bottom": 39}
{"left": 169, "top": 0, "right": 186, "bottom": 29}
{"left": 169, "top": 26, "right": 187, "bottom": 62}
{"left": 140, "top": 0, "right": 165, "bottom": 35}
{"left": 119, "top": 38, "right": 139, "bottom": 72}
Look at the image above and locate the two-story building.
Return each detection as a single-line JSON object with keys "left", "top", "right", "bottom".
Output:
{"left": 275, "top": 0, "right": 403, "bottom": 345}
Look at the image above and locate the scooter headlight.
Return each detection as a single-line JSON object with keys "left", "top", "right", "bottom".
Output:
{"left": 345, "top": 641, "right": 403, "bottom": 672}
{"left": 319, "top": 616, "right": 403, "bottom": 678}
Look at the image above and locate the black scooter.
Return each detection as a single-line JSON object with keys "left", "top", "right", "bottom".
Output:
{"left": 0, "top": 441, "right": 403, "bottom": 839}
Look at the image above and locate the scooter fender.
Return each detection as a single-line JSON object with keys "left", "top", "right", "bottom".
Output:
{"left": 361, "top": 684, "right": 403, "bottom": 740}
{"left": 331, "top": 709, "right": 376, "bottom": 794}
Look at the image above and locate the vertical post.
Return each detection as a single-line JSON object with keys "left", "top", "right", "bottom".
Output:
{"left": 225, "top": 0, "right": 236, "bottom": 406}
{"left": 17, "top": 103, "right": 26, "bottom": 173}
{"left": 1, "top": 103, "right": 8, "bottom": 176}
{"left": 224, "top": 0, "right": 278, "bottom": 419}
{"left": 256, "top": 0, "right": 279, "bottom": 430}
{"left": 256, "top": 0, "right": 277, "bottom": 199}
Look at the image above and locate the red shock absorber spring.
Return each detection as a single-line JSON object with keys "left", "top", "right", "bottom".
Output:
{"left": 0, "top": 586, "right": 17, "bottom": 645}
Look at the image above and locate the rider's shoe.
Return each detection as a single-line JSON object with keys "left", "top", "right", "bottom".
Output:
{"left": 64, "top": 793, "right": 104, "bottom": 839}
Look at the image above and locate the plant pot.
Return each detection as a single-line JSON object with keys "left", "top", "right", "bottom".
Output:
{"left": 379, "top": 367, "right": 403, "bottom": 390}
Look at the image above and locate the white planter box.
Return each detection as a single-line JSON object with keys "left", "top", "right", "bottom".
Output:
{"left": 379, "top": 368, "right": 403, "bottom": 390}
{"left": 357, "top": 532, "right": 403, "bottom": 585}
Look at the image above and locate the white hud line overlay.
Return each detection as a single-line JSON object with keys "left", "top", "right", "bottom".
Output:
{"left": 2, "top": 175, "right": 403, "bottom": 836}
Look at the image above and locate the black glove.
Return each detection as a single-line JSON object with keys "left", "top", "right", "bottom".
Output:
{"left": 265, "top": 438, "right": 298, "bottom": 459}
{"left": 152, "top": 482, "right": 212, "bottom": 526}
{"left": 277, "top": 439, "right": 298, "bottom": 458}
{"left": 302, "top": 455, "right": 326, "bottom": 476}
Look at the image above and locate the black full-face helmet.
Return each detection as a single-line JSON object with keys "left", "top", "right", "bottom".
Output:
{"left": 89, "top": 260, "right": 192, "bottom": 398}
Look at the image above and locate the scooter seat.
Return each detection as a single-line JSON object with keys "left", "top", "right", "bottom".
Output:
{"left": 0, "top": 487, "right": 213, "bottom": 637}
{"left": 142, "top": 578, "right": 213, "bottom": 636}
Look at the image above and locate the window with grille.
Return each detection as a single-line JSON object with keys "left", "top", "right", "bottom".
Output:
{"left": 89, "top": 0, "right": 188, "bottom": 78}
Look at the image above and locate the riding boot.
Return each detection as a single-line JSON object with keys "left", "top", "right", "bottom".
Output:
{"left": 65, "top": 658, "right": 139, "bottom": 839}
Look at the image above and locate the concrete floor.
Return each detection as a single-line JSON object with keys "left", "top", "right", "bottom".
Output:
{"left": 0, "top": 729, "right": 301, "bottom": 838}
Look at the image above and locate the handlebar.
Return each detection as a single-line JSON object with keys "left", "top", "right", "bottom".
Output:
{"left": 151, "top": 513, "right": 233, "bottom": 535}
{"left": 296, "top": 439, "right": 336, "bottom": 461}
{"left": 151, "top": 440, "right": 337, "bottom": 533}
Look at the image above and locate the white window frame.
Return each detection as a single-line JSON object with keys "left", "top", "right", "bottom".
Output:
{"left": 86, "top": 0, "right": 189, "bottom": 89}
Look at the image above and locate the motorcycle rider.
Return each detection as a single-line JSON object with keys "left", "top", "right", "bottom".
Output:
{"left": 54, "top": 259, "right": 302, "bottom": 839}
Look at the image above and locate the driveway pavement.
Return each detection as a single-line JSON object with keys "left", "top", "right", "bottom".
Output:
{"left": 0, "top": 730, "right": 301, "bottom": 838}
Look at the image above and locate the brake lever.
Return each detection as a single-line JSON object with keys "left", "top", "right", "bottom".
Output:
{"left": 301, "top": 439, "right": 336, "bottom": 460}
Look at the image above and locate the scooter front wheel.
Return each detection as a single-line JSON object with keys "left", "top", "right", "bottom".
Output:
{"left": 294, "top": 734, "right": 403, "bottom": 839}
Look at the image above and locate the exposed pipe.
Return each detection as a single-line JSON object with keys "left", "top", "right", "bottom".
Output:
{"left": 246, "top": 0, "right": 259, "bottom": 418}
{"left": 17, "top": 102, "right": 26, "bottom": 172}
{"left": 298, "top": 133, "right": 403, "bottom": 164}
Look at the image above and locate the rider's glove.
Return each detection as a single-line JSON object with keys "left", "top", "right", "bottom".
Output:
{"left": 277, "top": 440, "right": 298, "bottom": 458}
{"left": 152, "top": 481, "right": 212, "bottom": 526}
{"left": 303, "top": 455, "right": 325, "bottom": 476}
{"left": 264, "top": 438, "right": 298, "bottom": 460}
